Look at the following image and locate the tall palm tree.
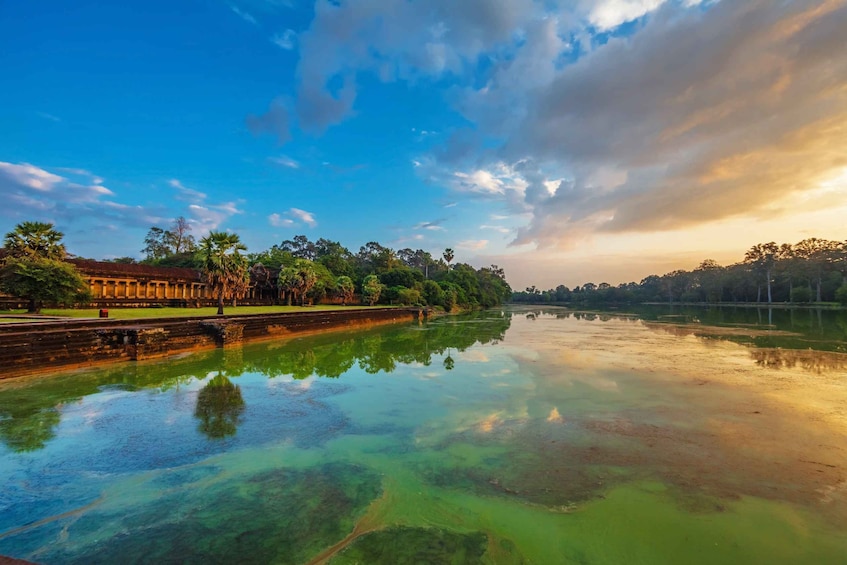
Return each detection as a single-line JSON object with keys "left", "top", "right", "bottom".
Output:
{"left": 3, "top": 221, "right": 66, "bottom": 260}
{"left": 293, "top": 259, "right": 317, "bottom": 306}
{"left": 200, "top": 231, "right": 248, "bottom": 315}
{"left": 443, "top": 248, "right": 454, "bottom": 271}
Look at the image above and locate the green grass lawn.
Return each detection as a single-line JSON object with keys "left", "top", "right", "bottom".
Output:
{"left": 0, "top": 304, "right": 384, "bottom": 321}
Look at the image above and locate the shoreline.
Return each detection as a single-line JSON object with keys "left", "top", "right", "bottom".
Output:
{"left": 0, "top": 307, "right": 425, "bottom": 380}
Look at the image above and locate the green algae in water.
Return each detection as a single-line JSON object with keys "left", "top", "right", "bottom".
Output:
{"left": 331, "top": 526, "right": 491, "bottom": 565}
{"left": 1, "top": 308, "right": 846, "bottom": 563}
{"left": 37, "top": 463, "right": 382, "bottom": 565}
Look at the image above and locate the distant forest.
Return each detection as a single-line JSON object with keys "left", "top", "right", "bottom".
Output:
{"left": 97, "top": 219, "right": 512, "bottom": 310}
{"left": 512, "top": 238, "right": 847, "bottom": 306}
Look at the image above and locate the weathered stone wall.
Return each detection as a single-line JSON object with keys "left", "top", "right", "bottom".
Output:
{"left": 0, "top": 308, "right": 421, "bottom": 380}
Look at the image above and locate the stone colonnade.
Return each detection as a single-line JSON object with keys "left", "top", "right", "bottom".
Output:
{"left": 88, "top": 278, "right": 210, "bottom": 300}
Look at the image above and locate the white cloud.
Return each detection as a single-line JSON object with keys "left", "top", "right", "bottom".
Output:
{"left": 0, "top": 162, "right": 63, "bottom": 192}
{"left": 272, "top": 29, "right": 297, "bottom": 50}
{"left": 187, "top": 201, "right": 243, "bottom": 234}
{"left": 290, "top": 207, "right": 317, "bottom": 227}
{"left": 169, "top": 178, "right": 207, "bottom": 202}
{"left": 413, "top": 220, "right": 445, "bottom": 231}
{"left": 0, "top": 161, "right": 169, "bottom": 237}
{"left": 480, "top": 224, "right": 512, "bottom": 234}
{"left": 168, "top": 179, "right": 242, "bottom": 233}
{"left": 230, "top": 4, "right": 257, "bottom": 24}
{"left": 36, "top": 111, "right": 61, "bottom": 122}
{"left": 586, "top": 0, "right": 668, "bottom": 30}
{"left": 287, "top": 0, "right": 540, "bottom": 131}
{"left": 257, "top": 0, "right": 845, "bottom": 259}
{"left": 457, "top": 239, "right": 489, "bottom": 250}
{"left": 269, "top": 155, "right": 300, "bottom": 169}
{"left": 451, "top": 163, "right": 529, "bottom": 196}
{"left": 268, "top": 213, "right": 295, "bottom": 227}
{"left": 269, "top": 207, "right": 317, "bottom": 228}
{"left": 0, "top": 161, "right": 114, "bottom": 202}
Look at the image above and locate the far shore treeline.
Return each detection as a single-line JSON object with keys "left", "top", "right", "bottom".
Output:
{"left": 513, "top": 239, "right": 847, "bottom": 307}
{"left": 0, "top": 219, "right": 512, "bottom": 313}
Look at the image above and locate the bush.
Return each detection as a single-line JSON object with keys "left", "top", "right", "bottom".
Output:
{"left": 396, "top": 288, "right": 422, "bottom": 306}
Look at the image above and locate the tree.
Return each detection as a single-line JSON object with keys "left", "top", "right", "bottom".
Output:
{"left": 744, "top": 242, "right": 779, "bottom": 303}
{"left": 362, "top": 274, "right": 384, "bottom": 306}
{"left": 694, "top": 259, "right": 724, "bottom": 303}
{"left": 794, "top": 238, "right": 838, "bottom": 302}
{"left": 248, "top": 245, "right": 293, "bottom": 270}
{"left": 142, "top": 226, "right": 170, "bottom": 261}
{"left": 315, "top": 238, "right": 354, "bottom": 277}
{"left": 293, "top": 259, "right": 318, "bottom": 306}
{"left": 0, "top": 258, "right": 91, "bottom": 313}
{"left": 277, "top": 259, "right": 318, "bottom": 306}
{"left": 421, "top": 279, "right": 445, "bottom": 307}
{"left": 3, "top": 221, "right": 66, "bottom": 260}
{"left": 1, "top": 222, "right": 89, "bottom": 313}
{"left": 357, "top": 241, "right": 396, "bottom": 274}
{"left": 200, "top": 231, "right": 248, "bottom": 315}
{"left": 336, "top": 276, "right": 355, "bottom": 306}
{"left": 164, "top": 216, "right": 196, "bottom": 255}
{"left": 229, "top": 262, "right": 251, "bottom": 307}
{"left": 281, "top": 235, "right": 316, "bottom": 260}
{"left": 277, "top": 266, "right": 300, "bottom": 306}
{"left": 143, "top": 218, "right": 197, "bottom": 263}
{"left": 443, "top": 248, "right": 454, "bottom": 270}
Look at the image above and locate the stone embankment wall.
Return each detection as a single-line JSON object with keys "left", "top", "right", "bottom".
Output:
{"left": 0, "top": 308, "right": 421, "bottom": 380}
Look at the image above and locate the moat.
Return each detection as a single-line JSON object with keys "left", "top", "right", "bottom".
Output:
{"left": 1, "top": 306, "right": 846, "bottom": 563}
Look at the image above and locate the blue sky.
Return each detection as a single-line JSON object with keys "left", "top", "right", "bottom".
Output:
{"left": 2, "top": 0, "right": 846, "bottom": 288}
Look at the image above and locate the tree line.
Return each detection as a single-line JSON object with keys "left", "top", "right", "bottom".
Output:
{"left": 130, "top": 219, "right": 511, "bottom": 314}
{"left": 512, "top": 238, "right": 847, "bottom": 307}
{"left": 0, "top": 219, "right": 512, "bottom": 314}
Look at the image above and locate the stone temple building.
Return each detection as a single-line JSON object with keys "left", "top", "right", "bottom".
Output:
{"left": 69, "top": 259, "right": 212, "bottom": 307}
{"left": 0, "top": 257, "right": 307, "bottom": 309}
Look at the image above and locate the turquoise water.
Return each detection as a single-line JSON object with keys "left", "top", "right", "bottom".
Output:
{"left": 1, "top": 307, "right": 846, "bottom": 563}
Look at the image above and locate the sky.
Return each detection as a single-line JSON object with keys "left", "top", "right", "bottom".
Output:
{"left": 1, "top": 0, "right": 846, "bottom": 290}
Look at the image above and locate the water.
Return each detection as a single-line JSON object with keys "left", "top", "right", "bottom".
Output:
{"left": 1, "top": 306, "right": 846, "bottom": 563}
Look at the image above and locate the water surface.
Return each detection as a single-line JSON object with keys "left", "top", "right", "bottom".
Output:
{"left": 1, "top": 306, "right": 846, "bottom": 563}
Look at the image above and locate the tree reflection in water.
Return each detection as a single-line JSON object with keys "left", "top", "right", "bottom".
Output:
{"left": 750, "top": 348, "right": 847, "bottom": 374}
{"left": 0, "top": 312, "right": 513, "bottom": 451}
{"left": 0, "top": 407, "right": 60, "bottom": 452}
{"left": 443, "top": 350, "right": 455, "bottom": 371}
{"left": 194, "top": 373, "right": 245, "bottom": 439}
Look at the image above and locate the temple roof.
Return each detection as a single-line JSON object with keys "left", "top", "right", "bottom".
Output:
{"left": 68, "top": 259, "right": 204, "bottom": 281}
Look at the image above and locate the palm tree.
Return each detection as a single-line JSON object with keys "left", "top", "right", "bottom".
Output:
{"left": 1, "top": 221, "right": 88, "bottom": 313}
{"left": 278, "top": 265, "right": 300, "bottom": 306}
{"left": 336, "top": 275, "right": 355, "bottom": 306}
{"left": 276, "top": 259, "right": 318, "bottom": 306}
{"left": 443, "top": 248, "right": 454, "bottom": 270}
{"left": 293, "top": 259, "right": 317, "bottom": 306}
{"left": 200, "top": 231, "right": 248, "bottom": 315}
{"left": 3, "top": 221, "right": 66, "bottom": 260}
